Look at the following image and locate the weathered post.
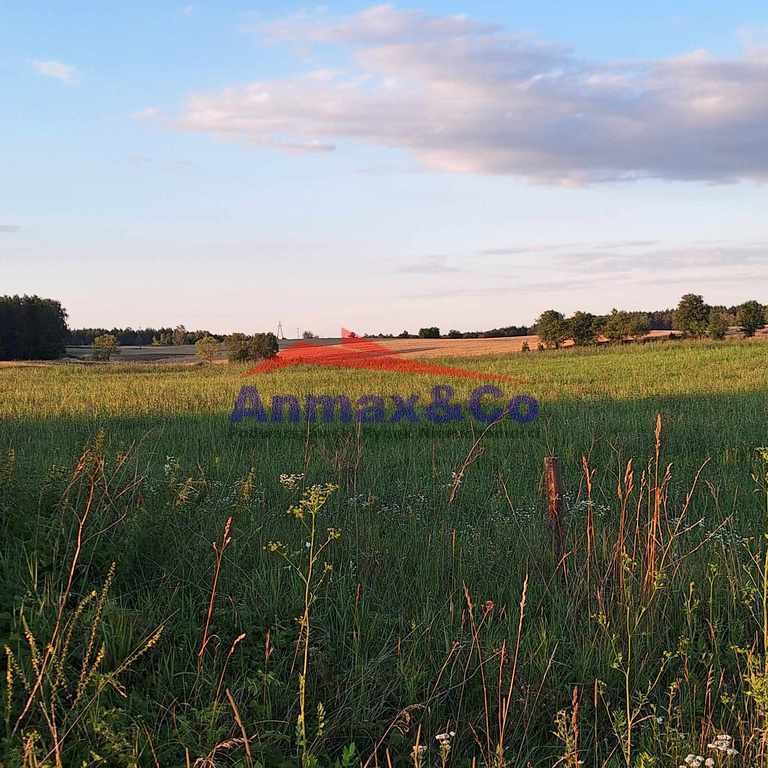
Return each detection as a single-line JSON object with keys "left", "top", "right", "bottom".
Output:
{"left": 544, "top": 456, "right": 566, "bottom": 575}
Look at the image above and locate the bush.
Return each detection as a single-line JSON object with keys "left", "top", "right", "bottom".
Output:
{"left": 418, "top": 327, "right": 440, "bottom": 339}
{"left": 92, "top": 334, "right": 118, "bottom": 361}
{"left": 226, "top": 332, "right": 279, "bottom": 362}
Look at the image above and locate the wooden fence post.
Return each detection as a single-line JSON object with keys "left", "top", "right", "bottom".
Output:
{"left": 544, "top": 456, "right": 566, "bottom": 575}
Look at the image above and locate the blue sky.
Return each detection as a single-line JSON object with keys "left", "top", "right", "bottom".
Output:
{"left": 2, "top": 2, "right": 767, "bottom": 336}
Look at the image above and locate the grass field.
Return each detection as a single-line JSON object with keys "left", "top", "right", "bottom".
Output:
{"left": 1, "top": 338, "right": 768, "bottom": 767}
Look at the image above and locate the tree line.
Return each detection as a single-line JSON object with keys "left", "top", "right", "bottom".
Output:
{"left": 0, "top": 295, "right": 69, "bottom": 360}
{"left": 68, "top": 325, "right": 226, "bottom": 346}
{"left": 2, "top": 293, "right": 766, "bottom": 361}
{"left": 534, "top": 294, "right": 766, "bottom": 349}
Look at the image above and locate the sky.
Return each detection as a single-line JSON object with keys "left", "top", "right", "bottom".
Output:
{"left": 2, "top": 1, "right": 767, "bottom": 336}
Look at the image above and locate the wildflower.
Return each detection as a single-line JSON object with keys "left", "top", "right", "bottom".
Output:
{"left": 707, "top": 734, "right": 737, "bottom": 754}
{"left": 279, "top": 473, "right": 305, "bottom": 489}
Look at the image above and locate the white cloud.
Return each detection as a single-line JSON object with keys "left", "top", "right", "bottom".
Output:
{"left": 177, "top": 4, "right": 768, "bottom": 184}
{"left": 32, "top": 59, "right": 77, "bottom": 84}
{"left": 134, "top": 107, "right": 161, "bottom": 120}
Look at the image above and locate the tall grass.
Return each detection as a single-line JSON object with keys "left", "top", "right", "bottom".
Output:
{"left": 1, "top": 338, "right": 767, "bottom": 766}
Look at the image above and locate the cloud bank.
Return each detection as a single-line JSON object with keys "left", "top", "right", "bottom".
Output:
{"left": 176, "top": 5, "right": 768, "bottom": 184}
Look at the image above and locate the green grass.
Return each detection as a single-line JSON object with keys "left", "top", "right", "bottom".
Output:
{"left": 1, "top": 338, "right": 768, "bottom": 767}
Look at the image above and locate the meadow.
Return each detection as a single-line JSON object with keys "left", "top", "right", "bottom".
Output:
{"left": 1, "top": 339, "right": 768, "bottom": 767}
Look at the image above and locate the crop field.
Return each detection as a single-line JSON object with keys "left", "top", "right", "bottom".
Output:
{"left": 1, "top": 338, "right": 768, "bottom": 767}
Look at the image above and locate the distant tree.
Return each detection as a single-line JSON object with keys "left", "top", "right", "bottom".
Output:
{"left": 302, "top": 330, "right": 318, "bottom": 339}
{"left": 418, "top": 327, "right": 440, "bottom": 339}
{"left": 625, "top": 312, "right": 650, "bottom": 340}
{"left": 569, "top": 311, "right": 596, "bottom": 346}
{"left": 195, "top": 335, "right": 219, "bottom": 363}
{"left": 92, "top": 334, "right": 118, "bottom": 361}
{"left": 707, "top": 312, "right": 729, "bottom": 340}
{"left": 153, "top": 328, "right": 174, "bottom": 346}
{"left": 447, "top": 329, "right": 463, "bottom": 339}
{"left": 674, "top": 294, "right": 710, "bottom": 338}
{"left": 0, "top": 295, "right": 69, "bottom": 360}
{"left": 736, "top": 300, "right": 765, "bottom": 337}
{"left": 397, "top": 330, "right": 410, "bottom": 338}
{"left": 536, "top": 310, "right": 568, "bottom": 349}
{"left": 226, "top": 332, "right": 279, "bottom": 362}
{"left": 172, "top": 325, "right": 187, "bottom": 345}
{"left": 601, "top": 309, "right": 626, "bottom": 343}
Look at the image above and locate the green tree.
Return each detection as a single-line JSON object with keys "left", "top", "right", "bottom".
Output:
{"left": 447, "top": 329, "right": 463, "bottom": 338}
{"left": 195, "top": 335, "right": 219, "bottom": 363}
{"left": 226, "top": 332, "right": 279, "bottom": 362}
{"left": 0, "top": 295, "right": 69, "bottom": 360}
{"left": 707, "top": 312, "right": 729, "bottom": 340}
{"left": 625, "top": 312, "right": 650, "bottom": 340}
{"left": 736, "top": 300, "right": 765, "bottom": 337}
{"left": 418, "top": 327, "right": 440, "bottom": 339}
{"left": 601, "top": 309, "right": 626, "bottom": 343}
{"left": 536, "top": 310, "right": 568, "bottom": 349}
{"left": 569, "top": 311, "right": 596, "bottom": 346}
{"left": 92, "top": 334, "right": 118, "bottom": 361}
{"left": 673, "top": 294, "right": 710, "bottom": 338}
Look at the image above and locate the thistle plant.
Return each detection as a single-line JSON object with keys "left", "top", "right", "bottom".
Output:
{"left": 266, "top": 478, "right": 340, "bottom": 768}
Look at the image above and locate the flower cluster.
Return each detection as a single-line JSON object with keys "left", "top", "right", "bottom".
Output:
{"left": 679, "top": 754, "right": 707, "bottom": 768}
{"left": 288, "top": 483, "right": 339, "bottom": 520}
{"left": 707, "top": 734, "right": 738, "bottom": 756}
{"left": 279, "top": 472, "right": 305, "bottom": 489}
{"left": 435, "top": 731, "right": 455, "bottom": 768}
